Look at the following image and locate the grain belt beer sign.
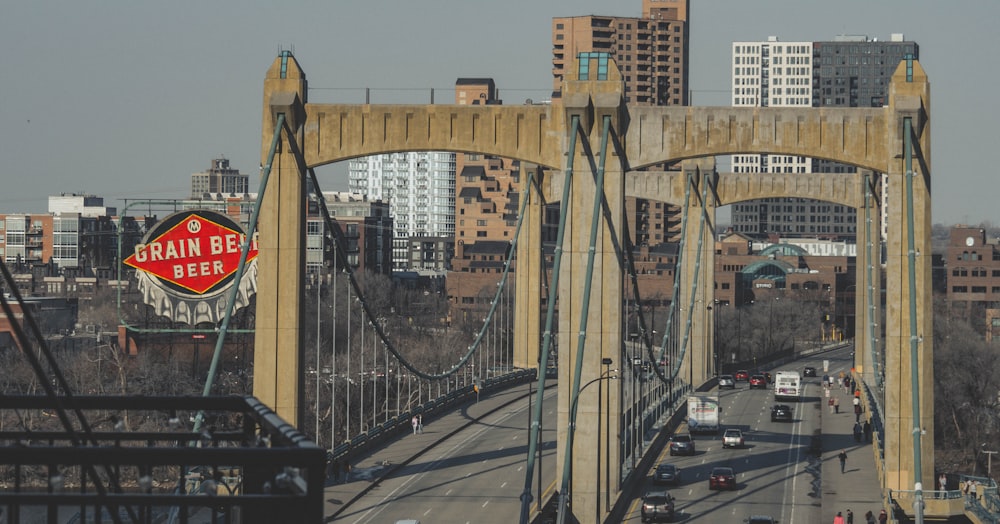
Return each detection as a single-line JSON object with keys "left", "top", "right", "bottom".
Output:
{"left": 124, "top": 210, "right": 258, "bottom": 325}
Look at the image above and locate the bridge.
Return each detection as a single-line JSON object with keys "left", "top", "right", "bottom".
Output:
{"left": 251, "top": 51, "right": 941, "bottom": 523}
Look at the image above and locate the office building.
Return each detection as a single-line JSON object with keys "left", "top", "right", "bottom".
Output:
{"left": 190, "top": 158, "right": 249, "bottom": 199}
{"left": 945, "top": 226, "right": 1000, "bottom": 318}
{"left": 730, "top": 34, "right": 919, "bottom": 241}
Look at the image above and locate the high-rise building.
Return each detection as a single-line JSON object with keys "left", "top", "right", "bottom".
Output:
{"left": 190, "top": 158, "right": 249, "bottom": 199}
{"left": 552, "top": 0, "right": 689, "bottom": 105}
{"left": 348, "top": 151, "right": 455, "bottom": 271}
{"left": 729, "top": 34, "right": 918, "bottom": 241}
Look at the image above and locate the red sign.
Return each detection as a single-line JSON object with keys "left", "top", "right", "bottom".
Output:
{"left": 124, "top": 211, "right": 258, "bottom": 295}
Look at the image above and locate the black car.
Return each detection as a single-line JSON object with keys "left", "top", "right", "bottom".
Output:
{"left": 653, "top": 463, "right": 681, "bottom": 485}
{"left": 771, "top": 404, "right": 793, "bottom": 422}
{"left": 668, "top": 434, "right": 695, "bottom": 456}
{"left": 641, "top": 491, "right": 675, "bottom": 523}
{"left": 803, "top": 366, "right": 817, "bottom": 377}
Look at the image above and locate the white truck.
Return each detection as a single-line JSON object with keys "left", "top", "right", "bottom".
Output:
{"left": 774, "top": 371, "right": 802, "bottom": 401}
{"left": 687, "top": 393, "right": 721, "bottom": 434}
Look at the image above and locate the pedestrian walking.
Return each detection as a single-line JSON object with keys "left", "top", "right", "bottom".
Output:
{"left": 864, "top": 510, "right": 876, "bottom": 524}
{"left": 834, "top": 396, "right": 841, "bottom": 414}
{"left": 878, "top": 509, "right": 887, "bottom": 523}
{"left": 418, "top": 414, "right": 423, "bottom": 434}
{"left": 844, "top": 376, "right": 852, "bottom": 393}
{"left": 863, "top": 420, "right": 872, "bottom": 442}
{"left": 846, "top": 508, "right": 854, "bottom": 524}
{"left": 833, "top": 511, "right": 845, "bottom": 524}
{"left": 411, "top": 415, "right": 419, "bottom": 435}
{"left": 853, "top": 422, "right": 863, "bottom": 443}
{"left": 838, "top": 449, "right": 848, "bottom": 473}
{"left": 829, "top": 397, "right": 836, "bottom": 414}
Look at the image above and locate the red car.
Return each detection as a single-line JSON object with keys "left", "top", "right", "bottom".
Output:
{"left": 749, "top": 375, "right": 767, "bottom": 389}
{"left": 708, "top": 466, "right": 737, "bottom": 490}
{"left": 734, "top": 370, "right": 750, "bottom": 382}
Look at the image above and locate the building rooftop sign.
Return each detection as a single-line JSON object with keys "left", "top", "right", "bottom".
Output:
{"left": 124, "top": 210, "right": 257, "bottom": 324}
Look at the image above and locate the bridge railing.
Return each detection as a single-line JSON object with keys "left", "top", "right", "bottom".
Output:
{"left": 328, "top": 369, "right": 534, "bottom": 468}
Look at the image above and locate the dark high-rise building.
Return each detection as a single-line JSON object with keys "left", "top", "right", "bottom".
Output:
{"left": 730, "top": 34, "right": 918, "bottom": 241}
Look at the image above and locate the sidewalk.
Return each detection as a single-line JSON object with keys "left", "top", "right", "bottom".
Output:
{"left": 820, "top": 383, "right": 885, "bottom": 523}
{"left": 323, "top": 382, "right": 537, "bottom": 522}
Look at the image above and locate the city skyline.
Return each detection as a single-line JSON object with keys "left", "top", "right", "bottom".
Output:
{"left": 1, "top": 0, "right": 995, "bottom": 226}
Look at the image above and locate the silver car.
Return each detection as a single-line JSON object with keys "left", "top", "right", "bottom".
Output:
{"left": 719, "top": 375, "right": 736, "bottom": 389}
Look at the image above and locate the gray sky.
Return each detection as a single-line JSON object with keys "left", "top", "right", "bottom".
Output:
{"left": 1, "top": 0, "right": 995, "bottom": 226}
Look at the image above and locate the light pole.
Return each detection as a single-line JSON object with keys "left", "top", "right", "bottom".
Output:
{"left": 983, "top": 446, "right": 997, "bottom": 479}
{"left": 557, "top": 369, "right": 618, "bottom": 524}
{"left": 603, "top": 357, "right": 613, "bottom": 511}
{"left": 597, "top": 358, "right": 615, "bottom": 519}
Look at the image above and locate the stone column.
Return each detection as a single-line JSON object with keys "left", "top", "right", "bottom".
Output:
{"left": 255, "top": 52, "right": 307, "bottom": 427}
{"left": 554, "top": 54, "right": 626, "bottom": 523}
{"left": 677, "top": 159, "right": 717, "bottom": 389}
{"left": 513, "top": 163, "right": 544, "bottom": 372}
{"left": 883, "top": 58, "right": 934, "bottom": 493}
{"left": 855, "top": 170, "right": 883, "bottom": 386}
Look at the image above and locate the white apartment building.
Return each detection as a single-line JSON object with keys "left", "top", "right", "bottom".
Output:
{"left": 731, "top": 36, "right": 813, "bottom": 177}
{"left": 348, "top": 152, "right": 456, "bottom": 270}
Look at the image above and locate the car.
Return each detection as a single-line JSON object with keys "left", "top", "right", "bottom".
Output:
{"left": 718, "top": 375, "right": 736, "bottom": 389}
{"left": 749, "top": 375, "right": 767, "bottom": 389}
{"left": 641, "top": 491, "right": 675, "bottom": 522}
{"left": 653, "top": 463, "right": 681, "bottom": 485}
{"left": 708, "top": 466, "right": 737, "bottom": 490}
{"left": 722, "top": 428, "right": 745, "bottom": 448}
{"left": 803, "top": 366, "right": 817, "bottom": 377}
{"left": 771, "top": 404, "right": 793, "bottom": 422}
{"left": 734, "top": 370, "right": 750, "bottom": 381}
{"left": 668, "top": 434, "right": 695, "bottom": 456}
{"left": 744, "top": 516, "right": 776, "bottom": 524}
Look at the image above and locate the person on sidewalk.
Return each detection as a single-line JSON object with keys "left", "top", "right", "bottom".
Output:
{"left": 829, "top": 397, "right": 835, "bottom": 414}
{"left": 939, "top": 473, "right": 947, "bottom": 494}
{"left": 833, "top": 511, "right": 845, "bottom": 524}
{"left": 834, "top": 396, "right": 841, "bottom": 414}
{"left": 846, "top": 508, "right": 854, "bottom": 524}
{"left": 863, "top": 420, "right": 872, "bottom": 442}
{"left": 418, "top": 414, "right": 424, "bottom": 434}
{"left": 853, "top": 422, "right": 863, "bottom": 443}
{"left": 411, "top": 415, "right": 419, "bottom": 435}
{"left": 878, "top": 509, "right": 887, "bottom": 523}
{"left": 838, "top": 449, "right": 848, "bottom": 473}
{"left": 864, "top": 510, "right": 875, "bottom": 524}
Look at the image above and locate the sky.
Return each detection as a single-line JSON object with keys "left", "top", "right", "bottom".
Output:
{"left": 1, "top": 0, "right": 996, "bottom": 226}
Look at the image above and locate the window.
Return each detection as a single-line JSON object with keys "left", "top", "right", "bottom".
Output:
{"left": 952, "top": 286, "right": 968, "bottom": 293}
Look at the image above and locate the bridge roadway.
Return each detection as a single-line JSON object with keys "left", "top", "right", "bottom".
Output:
{"left": 324, "top": 347, "right": 885, "bottom": 523}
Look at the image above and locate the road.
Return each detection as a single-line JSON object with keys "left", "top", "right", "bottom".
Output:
{"left": 339, "top": 386, "right": 558, "bottom": 524}
{"left": 618, "top": 350, "right": 854, "bottom": 523}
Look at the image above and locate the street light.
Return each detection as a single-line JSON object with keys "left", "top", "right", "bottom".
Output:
{"left": 557, "top": 368, "right": 618, "bottom": 524}
{"left": 598, "top": 358, "right": 614, "bottom": 517}
{"left": 982, "top": 445, "right": 997, "bottom": 479}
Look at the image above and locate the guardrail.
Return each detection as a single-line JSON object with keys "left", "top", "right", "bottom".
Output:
{"left": 327, "top": 369, "right": 534, "bottom": 468}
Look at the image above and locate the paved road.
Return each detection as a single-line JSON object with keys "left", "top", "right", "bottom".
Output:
{"left": 326, "top": 381, "right": 557, "bottom": 523}
{"left": 615, "top": 345, "right": 885, "bottom": 523}
{"left": 324, "top": 346, "right": 886, "bottom": 523}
